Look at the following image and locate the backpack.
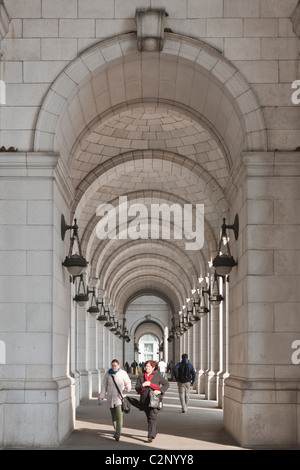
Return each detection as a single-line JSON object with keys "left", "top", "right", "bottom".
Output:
{"left": 177, "top": 363, "right": 190, "bottom": 383}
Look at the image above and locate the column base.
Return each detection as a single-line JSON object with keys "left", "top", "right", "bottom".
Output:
{"left": 217, "top": 371, "right": 228, "bottom": 408}
{"left": 91, "top": 368, "right": 101, "bottom": 397}
{"left": 195, "top": 369, "right": 206, "bottom": 394}
{"left": 224, "top": 376, "right": 300, "bottom": 448}
{"left": 77, "top": 369, "right": 91, "bottom": 400}
{"left": 0, "top": 377, "right": 75, "bottom": 448}
{"left": 206, "top": 370, "right": 217, "bottom": 400}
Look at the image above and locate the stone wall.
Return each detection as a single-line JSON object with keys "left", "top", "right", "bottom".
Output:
{"left": 0, "top": 0, "right": 299, "bottom": 449}
{"left": 0, "top": 0, "right": 299, "bottom": 153}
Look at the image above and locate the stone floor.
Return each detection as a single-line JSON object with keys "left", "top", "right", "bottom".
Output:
{"left": 48, "top": 380, "right": 246, "bottom": 451}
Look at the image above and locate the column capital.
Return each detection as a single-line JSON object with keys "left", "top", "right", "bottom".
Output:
{"left": 242, "top": 151, "right": 300, "bottom": 177}
{"left": 0, "top": 151, "right": 74, "bottom": 205}
{"left": 228, "top": 151, "right": 300, "bottom": 201}
{"left": 0, "top": 151, "right": 59, "bottom": 173}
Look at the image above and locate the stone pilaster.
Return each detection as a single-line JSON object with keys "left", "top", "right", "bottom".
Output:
{"left": 197, "top": 315, "right": 207, "bottom": 394}
{"left": 224, "top": 151, "right": 300, "bottom": 448}
{"left": 0, "top": 152, "right": 75, "bottom": 447}
{"left": 206, "top": 303, "right": 220, "bottom": 400}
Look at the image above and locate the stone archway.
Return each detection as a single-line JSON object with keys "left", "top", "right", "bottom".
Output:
{"left": 35, "top": 32, "right": 299, "bottom": 449}
{"left": 126, "top": 295, "right": 170, "bottom": 365}
{"left": 33, "top": 28, "right": 267, "bottom": 409}
{"left": 34, "top": 32, "right": 267, "bottom": 167}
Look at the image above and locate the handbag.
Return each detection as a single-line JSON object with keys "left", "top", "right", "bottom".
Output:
{"left": 149, "top": 389, "right": 160, "bottom": 409}
{"left": 111, "top": 375, "right": 131, "bottom": 414}
{"left": 121, "top": 396, "right": 131, "bottom": 413}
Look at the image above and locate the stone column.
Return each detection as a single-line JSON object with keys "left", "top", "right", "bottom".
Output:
{"left": 0, "top": 152, "right": 75, "bottom": 447}
{"left": 217, "top": 277, "right": 226, "bottom": 407}
{"left": 224, "top": 152, "right": 300, "bottom": 448}
{"left": 88, "top": 312, "right": 100, "bottom": 398}
{"left": 164, "top": 325, "right": 169, "bottom": 362}
{"left": 76, "top": 304, "right": 90, "bottom": 400}
{"left": 207, "top": 303, "right": 219, "bottom": 400}
{"left": 198, "top": 314, "right": 207, "bottom": 394}
{"left": 221, "top": 277, "right": 231, "bottom": 406}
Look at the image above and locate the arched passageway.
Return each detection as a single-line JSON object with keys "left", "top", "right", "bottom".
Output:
{"left": 37, "top": 33, "right": 258, "bottom": 425}
{"left": 35, "top": 32, "right": 266, "bottom": 442}
{"left": 1, "top": 3, "right": 299, "bottom": 451}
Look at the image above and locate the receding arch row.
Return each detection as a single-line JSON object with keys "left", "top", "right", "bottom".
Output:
{"left": 94, "top": 239, "right": 205, "bottom": 315}
{"left": 73, "top": 149, "right": 229, "bottom": 233}
{"left": 91, "top": 230, "right": 205, "bottom": 280}
{"left": 133, "top": 319, "right": 165, "bottom": 346}
{"left": 81, "top": 188, "right": 217, "bottom": 281}
{"left": 112, "top": 274, "right": 184, "bottom": 314}
{"left": 103, "top": 255, "right": 193, "bottom": 303}
{"left": 80, "top": 186, "right": 218, "bottom": 254}
{"left": 99, "top": 244, "right": 201, "bottom": 293}
{"left": 93, "top": 238, "right": 206, "bottom": 318}
{"left": 34, "top": 32, "right": 267, "bottom": 168}
{"left": 110, "top": 266, "right": 189, "bottom": 310}
{"left": 124, "top": 290, "right": 176, "bottom": 318}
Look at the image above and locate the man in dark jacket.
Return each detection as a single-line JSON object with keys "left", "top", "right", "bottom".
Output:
{"left": 173, "top": 353, "right": 196, "bottom": 413}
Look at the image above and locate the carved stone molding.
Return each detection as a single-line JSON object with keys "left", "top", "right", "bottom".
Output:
{"left": 291, "top": 0, "right": 300, "bottom": 38}
{"left": 135, "top": 8, "right": 167, "bottom": 52}
{"left": 0, "top": 0, "right": 10, "bottom": 42}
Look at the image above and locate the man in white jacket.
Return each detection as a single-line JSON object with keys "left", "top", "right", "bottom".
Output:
{"left": 99, "top": 359, "right": 131, "bottom": 441}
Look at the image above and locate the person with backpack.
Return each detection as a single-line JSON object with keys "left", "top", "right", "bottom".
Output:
{"left": 173, "top": 353, "right": 196, "bottom": 413}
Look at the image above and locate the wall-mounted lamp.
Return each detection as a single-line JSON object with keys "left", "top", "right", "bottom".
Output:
{"left": 167, "top": 328, "right": 175, "bottom": 342}
{"left": 73, "top": 274, "right": 89, "bottom": 307}
{"left": 186, "top": 297, "right": 200, "bottom": 324}
{"left": 123, "top": 327, "right": 130, "bottom": 343}
{"left": 209, "top": 271, "right": 224, "bottom": 306}
{"left": 104, "top": 310, "right": 114, "bottom": 329}
{"left": 188, "top": 307, "right": 200, "bottom": 324}
{"left": 115, "top": 322, "right": 122, "bottom": 337}
{"left": 196, "top": 287, "right": 210, "bottom": 316}
{"left": 110, "top": 320, "right": 118, "bottom": 333}
{"left": 61, "top": 214, "right": 88, "bottom": 276}
{"left": 213, "top": 214, "right": 239, "bottom": 276}
{"left": 182, "top": 309, "right": 193, "bottom": 330}
{"left": 96, "top": 300, "right": 108, "bottom": 324}
{"left": 87, "top": 288, "right": 100, "bottom": 316}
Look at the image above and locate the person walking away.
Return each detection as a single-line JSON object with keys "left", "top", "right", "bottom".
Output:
{"left": 167, "top": 360, "right": 174, "bottom": 380}
{"left": 98, "top": 359, "right": 131, "bottom": 441}
{"left": 173, "top": 354, "right": 196, "bottom": 413}
{"left": 135, "top": 360, "right": 169, "bottom": 442}
{"left": 158, "top": 358, "right": 168, "bottom": 378}
{"left": 131, "top": 360, "right": 138, "bottom": 375}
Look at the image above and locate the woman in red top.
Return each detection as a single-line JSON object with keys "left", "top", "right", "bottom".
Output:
{"left": 135, "top": 359, "right": 169, "bottom": 442}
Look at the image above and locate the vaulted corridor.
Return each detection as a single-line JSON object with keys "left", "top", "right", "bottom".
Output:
{"left": 1, "top": 1, "right": 300, "bottom": 450}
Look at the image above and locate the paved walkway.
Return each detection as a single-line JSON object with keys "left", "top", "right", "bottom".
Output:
{"left": 53, "top": 379, "right": 245, "bottom": 451}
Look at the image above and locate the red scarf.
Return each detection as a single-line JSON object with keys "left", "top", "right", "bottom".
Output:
{"left": 139, "top": 372, "right": 160, "bottom": 394}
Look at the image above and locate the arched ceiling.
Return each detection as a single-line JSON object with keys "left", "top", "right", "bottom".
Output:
{"left": 40, "top": 33, "right": 265, "bottom": 326}
{"left": 71, "top": 106, "right": 228, "bottom": 318}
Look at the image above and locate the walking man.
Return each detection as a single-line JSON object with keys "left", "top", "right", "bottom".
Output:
{"left": 174, "top": 353, "right": 196, "bottom": 413}
{"left": 158, "top": 358, "right": 168, "bottom": 378}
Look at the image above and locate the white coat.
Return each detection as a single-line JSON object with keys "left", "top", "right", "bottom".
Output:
{"left": 99, "top": 369, "right": 131, "bottom": 408}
